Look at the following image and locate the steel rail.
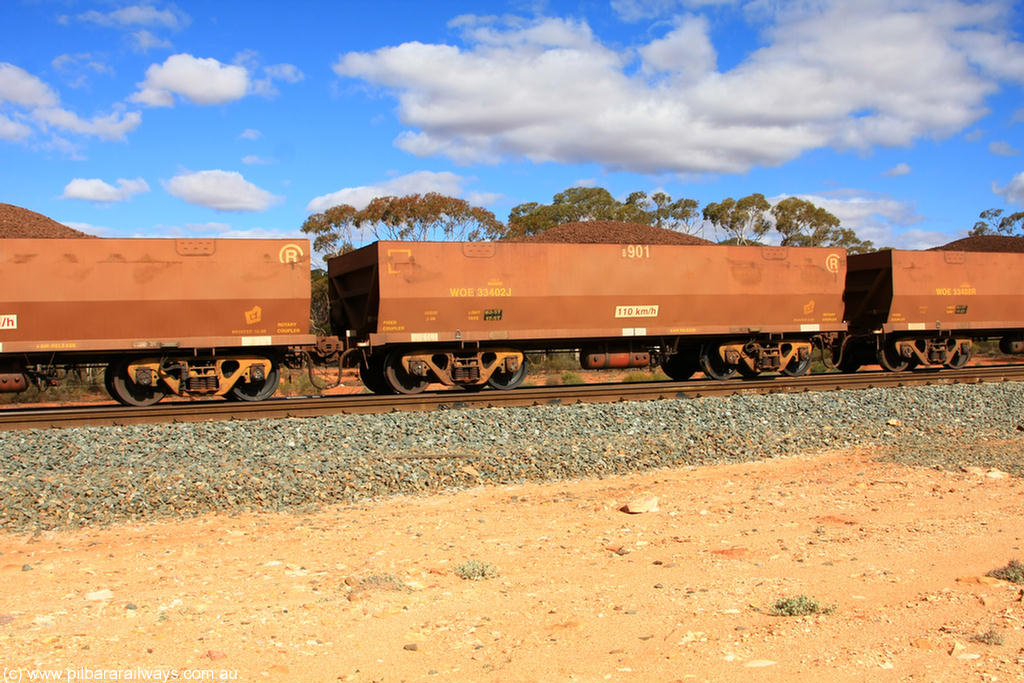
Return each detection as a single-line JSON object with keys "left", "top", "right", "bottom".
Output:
{"left": 2, "top": 365, "right": 1023, "bottom": 432}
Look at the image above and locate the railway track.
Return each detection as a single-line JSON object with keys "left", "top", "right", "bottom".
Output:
{"left": 2, "top": 364, "right": 1023, "bottom": 432}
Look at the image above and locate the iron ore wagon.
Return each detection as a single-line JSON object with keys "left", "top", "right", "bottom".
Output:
{"left": 327, "top": 241, "right": 849, "bottom": 394}
{"left": 0, "top": 238, "right": 314, "bottom": 405}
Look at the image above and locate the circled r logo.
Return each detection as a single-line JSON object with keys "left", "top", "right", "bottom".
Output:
{"left": 279, "top": 243, "right": 304, "bottom": 264}
{"left": 825, "top": 253, "right": 841, "bottom": 274}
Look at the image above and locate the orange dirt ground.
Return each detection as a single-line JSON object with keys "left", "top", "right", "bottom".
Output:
{"left": 1, "top": 447, "right": 1022, "bottom": 682}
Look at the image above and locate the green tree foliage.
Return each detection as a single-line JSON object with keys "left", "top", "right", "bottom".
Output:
{"left": 969, "top": 208, "right": 1024, "bottom": 236}
{"left": 301, "top": 193, "right": 505, "bottom": 258}
{"left": 309, "top": 268, "right": 330, "bottom": 336}
{"left": 771, "top": 197, "right": 874, "bottom": 254}
{"left": 507, "top": 186, "right": 702, "bottom": 238}
{"left": 702, "top": 194, "right": 772, "bottom": 245}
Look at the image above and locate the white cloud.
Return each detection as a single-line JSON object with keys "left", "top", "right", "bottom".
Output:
{"left": 51, "top": 53, "right": 114, "bottom": 88}
{"left": 238, "top": 128, "right": 262, "bottom": 140}
{"left": 771, "top": 190, "right": 932, "bottom": 249}
{"left": 306, "top": 170, "right": 469, "bottom": 213}
{"left": 251, "top": 63, "right": 306, "bottom": 98}
{"left": 263, "top": 63, "right": 305, "bottom": 83}
{"left": 132, "top": 29, "right": 173, "bottom": 52}
{"left": 77, "top": 4, "right": 189, "bottom": 30}
{"left": 884, "top": 162, "right": 912, "bottom": 177}
{"left": 334, "top": 3, "right": 1024, "bottom": 174}
{"left": 241, "top": 154, "right": 271, "bottom": 165}
{"left": 994, "top": 172, "right": 1024, "bottom": 204}
{"left": 0, "top": 62, "right": 141, "bottom": 143}
{"left": 62, "top": 177, "right": 150, "bottom": 202}
{"left": 0, "top": 113, "right": 31, "bottom": 141}
{"left": 0, "top": 62, "right": 59, "bottom": 107}
{"left": 639, "top": 15, "right": 716, "bottom": 83}
{"left": 131, "top": 54, "right": 249, "bottom": 106}
{"left": 989, "top": 140, "right": 1020, "bottom": 156}
{"left": 466, "top": 190, "right": 504, "bottom": 206}
{"left": 34, "top": 108, "right": 141, "bottom": 141}
{"left": 612, "top": 0, "right": 736, "bottom": 22}
{"left": 165, "top": 170, "right": 283, "bottom": 211}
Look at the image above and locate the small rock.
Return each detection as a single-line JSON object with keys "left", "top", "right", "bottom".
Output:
{"left": 911, "top": 638, "right": 934, "bottom": 650}
{"left": 21, "top": 564, "right": 33, "bottom": 572}
{"left": 886, "top": 418, "right": 902, "bottom": 427}
{"left": 0, "top": 615, "right": 14, "bottom": 626}
{"left": 621, "top": 495, "right": 659, "bottom": 514}
{"left": 268, "top": 665, "right": 289, "bottom": 674}
{"left": 956, "top": 576, "right": 1005, "bottom": 586}
{"left": 460, "top": 465, "right": 481, "bottom": 477}
{"left": 744, "top": 660, "right": 776, "bottom": 668}
{"left": 203, "top": 650, "right": 227, "bottom": 661}
{"left": 956, "top": 653, "right": 981, "bottom": 661}
{"left": 403, "top": 643, "right": 419, "bottom": 651}
{"left": 124, "top": 603, "right": 138, "bottom": 611}
{"left": 85, "top": 589, "right": 114, "bottom": 601}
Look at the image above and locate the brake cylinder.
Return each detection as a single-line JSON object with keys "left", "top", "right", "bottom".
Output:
{"left": 580, "top": 347, "right": 650, "bottom": 369}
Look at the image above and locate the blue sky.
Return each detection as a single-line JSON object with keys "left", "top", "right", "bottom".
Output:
{"left": 2, "top": 0, "right": 1023, "bottom": 256}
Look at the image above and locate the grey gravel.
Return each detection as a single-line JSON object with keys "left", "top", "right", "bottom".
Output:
{"left": 1, "top": 382, "right": 1022, "bottom": 532}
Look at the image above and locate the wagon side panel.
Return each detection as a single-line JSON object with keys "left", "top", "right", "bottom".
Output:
{"left": 336, "top": 241, "right": 847, "bottom": 345}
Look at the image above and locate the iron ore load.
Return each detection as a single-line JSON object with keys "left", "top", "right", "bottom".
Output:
{"left": 4, "top": 208, "right": 1024, "bottom": 405}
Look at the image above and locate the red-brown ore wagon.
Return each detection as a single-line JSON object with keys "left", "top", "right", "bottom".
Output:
{"left": 0, "top": 238, "right": 315, "bottom": 404}
{"left": 328, "top": 241, "right": 848, "bottom": 394}
{"left": 841, "top": 249, "right": 1024, "bottom": 371}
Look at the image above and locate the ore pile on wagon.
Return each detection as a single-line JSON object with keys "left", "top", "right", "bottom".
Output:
{"left": 0, "top": 203, "right": 93, "bottom": 239}
{"left": 931, "top": 234, "right": 1024, "bottom": 253}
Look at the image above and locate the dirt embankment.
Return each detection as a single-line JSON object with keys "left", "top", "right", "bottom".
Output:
{"left": 1, "top": 447, "right": 1022, "bottom": 682}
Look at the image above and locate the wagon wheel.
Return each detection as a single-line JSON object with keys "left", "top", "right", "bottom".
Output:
{"left": 660, "top": 353, "right": 696, "bottom": 381}
{"left": 488, "top": 356, "right": 529, "bottom": 390}
{"left": 944, "top": 345, "right": 972, "bottom": 369}
{"left": 699, "top": 345, "right": 737, "bottom": 380}
{"left": 737, "top": 363, "right": 761, "bottom": 379}
{"left": 383, "top": 350, "right": 429, "bottom": 394}
{"left": 105, "top": 359, "right": 166, "bottom": 407}
{"left": 781, "top": 354, "right": 812, "bottom": 377}
{"left": 837, "top": 354, "right": 862, "bottom": 373}
{"left": 359, "top": 353, "right": 394, "bottom": 395}
{"left": 876, "top": 340, "right": 910, "bottom": 372}
{"left": 227, "top": 360, "right": 280, "bottom": 401}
